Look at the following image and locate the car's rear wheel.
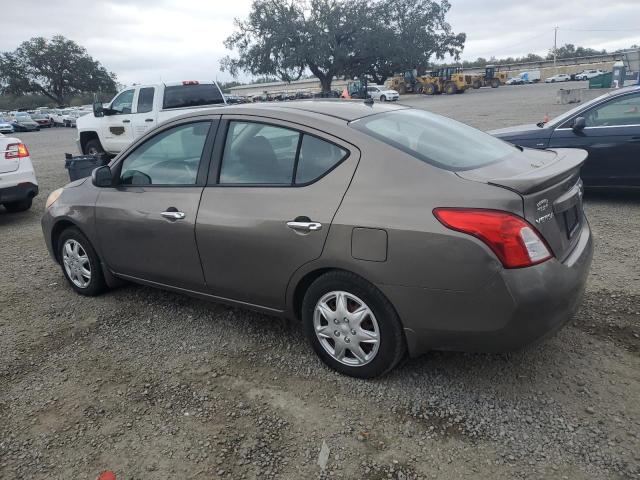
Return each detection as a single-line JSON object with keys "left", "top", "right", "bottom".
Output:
{"left": 58, "top": 227, "right": 106, "bottom": 296}
{"left": 3, "top": 198, "right": 32, "bottom": 212}
{"left": 379, "top": 95, "right": 386, "bottom": 102}
{"left": 302, "top": 271, "right": 406, "bottom": 378}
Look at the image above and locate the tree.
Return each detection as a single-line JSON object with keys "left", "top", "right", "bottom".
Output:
{"left": 221, "top": 0, "right": 465, "bottom": 92}
{"left": 0, "top": 36, "right": 117, "bottom": 105}
{"left": 548, "top": 43, "right": 606, "bottom": 60}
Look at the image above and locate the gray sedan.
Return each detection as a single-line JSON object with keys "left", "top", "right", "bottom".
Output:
{"left": 42, "top": 101, "right": 593, "bottom": 378}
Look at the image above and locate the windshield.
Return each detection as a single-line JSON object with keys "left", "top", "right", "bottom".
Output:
{"left": 351, "top": 109, "right": 517, "bottom": 171}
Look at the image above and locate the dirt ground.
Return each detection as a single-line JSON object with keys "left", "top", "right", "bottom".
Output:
{"left": 1, "top": 82, "right": 638, "bottom": 479}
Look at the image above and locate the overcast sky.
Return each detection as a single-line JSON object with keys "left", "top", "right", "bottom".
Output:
{"left": 2, "top": 0, "right": 638, "bottom": 86}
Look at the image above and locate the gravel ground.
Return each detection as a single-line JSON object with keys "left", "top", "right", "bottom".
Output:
{"left": 1, "top": 82, "right": 639, "bottom": 479}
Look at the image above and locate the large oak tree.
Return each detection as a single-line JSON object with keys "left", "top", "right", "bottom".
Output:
{"left": 0, "top": 36, "right": 117, "bottom": 105}
{"left": 221, "top": 0, "right": 465, "bottom": 92}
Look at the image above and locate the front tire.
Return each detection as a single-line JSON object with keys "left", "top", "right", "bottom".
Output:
{"left": 58, "top": 227, "right": 106, "bottom": 296}
{"left": 302, "top": 271, "right": 406, "bottom": 378}
{"left": 379, "top": 95, "right": 386, "bottom": 102}
{"left": 3, "top": 198, "right": 32, "bottom": 212}
{"left": 84, "top": 139, "right": 105, "bottom": 156}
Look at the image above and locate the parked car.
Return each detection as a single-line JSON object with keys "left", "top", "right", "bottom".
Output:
{"left": 0, "top": 117, "right": 14, "bottom": 134}
{"left": 31, "top": 113, "right": 53, "bottom": 128}
{"left": 63, "top": 110, "right": 89, "bottom": 127}
{"left": 506, "top": 77, "right": 523, "bottom": 85}
{"left": 490, "top": 86, "right": 640, "bottom": 186}
{"left": 42, "top": 101, "right": 592, "bottom": 378}
{"left": 0, "top": 133, "right": 38, "bottom": 212}
{"left": 77, "top": 80, "right": 226, "bottom": 156}
{"left": 10, "top": 113, "right": 40, "bottom": 132}
{"left": 366, "top": 85, "right": 400, "bottom": 101}
{"left": 52, "top": 109, "right": 70, "bottom": 127}
{"left": 575, "top": 69, "right": 606, "bottom": 81}
{"left": 545, "top": 74, "right": 571, "bottom": 83}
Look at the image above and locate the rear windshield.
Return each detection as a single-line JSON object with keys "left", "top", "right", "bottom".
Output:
{"left": 162, "top": 84, "right": 224, "bottom": 110}
{"left": 350, "top": 109, "right": 516, "bottom": 171}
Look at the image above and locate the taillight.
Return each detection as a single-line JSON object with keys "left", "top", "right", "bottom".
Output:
{"left": 182, "top": 80, "right": 199, "bottom": 85}
{"left": 5, "top": 143, "right": 29, "bottom": 160}
{"left": 433, "top": 208, "right": 553, "bottom": 268}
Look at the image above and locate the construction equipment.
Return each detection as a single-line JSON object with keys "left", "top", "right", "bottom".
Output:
{"left": 421, "top": 67, "right": 468, "bottom": 95}
{"left": 343, "top": 79, "right": 370, "bottom": 98}
{"left": 470, "top": 65, "right": 508, "bottom": 89}
{"left": 385, "top": 70, "right": 425, "bottom": 94}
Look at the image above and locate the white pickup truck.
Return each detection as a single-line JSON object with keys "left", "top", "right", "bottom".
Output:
{"left": 77, "top": 80, "right": 226, "bottom": 155}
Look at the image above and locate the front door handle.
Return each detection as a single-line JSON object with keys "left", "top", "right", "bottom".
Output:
{"left": 287, "top": 221, "right": 322, "bottom": 232}
{"left": 145, "top": 118, "right": 154, "bottom": 123}
{"left": 161, "top": 210, "right": 185, "bottom": 220}
{"left": 122, "top": 119, "right": 131, "bottom": 124}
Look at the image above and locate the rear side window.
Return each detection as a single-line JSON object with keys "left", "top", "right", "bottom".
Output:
{"left": 137, "top": 87, "right": 155, "bottom": 114}
{"left": 296, "top": 135, "right": 347, "bottom": 183}
{"left": 351, "top": 109, "right": 516, "bottom": 171}
{"left": 163, "top": 84, "right": 224, "bottom": 109}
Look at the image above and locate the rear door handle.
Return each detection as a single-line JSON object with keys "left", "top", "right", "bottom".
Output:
{"left": 161, "top": 211, "right": 185, "bottom": 220}
{"left": 287, "top": 221, "right": 322, "bottom": 232}
{"left": 145, "top": 118, "right": 154, "bottom": 123}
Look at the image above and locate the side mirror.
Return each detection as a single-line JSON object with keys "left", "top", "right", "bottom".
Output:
{"left": 572, "top": 116, "right": 586, "bottom": 132}
{"left": 92, "top": 165, "right": 113, "bottom": 187}
{"left": 93, "top": 101, "right": 104, "bottom": 118}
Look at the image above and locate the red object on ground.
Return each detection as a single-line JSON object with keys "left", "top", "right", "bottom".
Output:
{"left": 97, "top": 471, "right": 116, "bottom": 480}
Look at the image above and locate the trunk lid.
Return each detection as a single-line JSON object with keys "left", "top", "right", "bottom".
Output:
{"left": 0, "top": 136, "right": 21, "bottom": 174}
{"left": 457, "top": 148, "right": 587, "bottom": 261}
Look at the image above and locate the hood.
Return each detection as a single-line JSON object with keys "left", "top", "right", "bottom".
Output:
{"left": 488, "top": 123, "right": 543, "bottom": 136}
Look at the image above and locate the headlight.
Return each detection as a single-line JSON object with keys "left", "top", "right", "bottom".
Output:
{"left": 45, "top": 188, "right": 63, "bottom": 209}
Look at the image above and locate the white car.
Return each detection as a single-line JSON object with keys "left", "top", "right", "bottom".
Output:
{"left": 52, "top": 109, "right": 71, "bottom": 127}
{"left": 63, "top": 110, "right": 89, "bottom": 128}
{"left": 506, "top": 77, "right": 523, "bottom": 85}
{"left": 0, "top": 133, "right": 38, "bottom": 212}
{"left": 366, "top": 85, "right": 400, "bottom": 101}
{"left": 545, "top": 74, "right": 571, "bottom": 83}
{"left": 0, "top": 117, "right": 14, "bottom": 134}
{"left": 575, "top": 69, "right": 605, "bottom": 81}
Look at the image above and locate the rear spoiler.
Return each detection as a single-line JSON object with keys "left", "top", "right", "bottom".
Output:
{"left": 487, "top": 148, "right": 587, "bottom": 195}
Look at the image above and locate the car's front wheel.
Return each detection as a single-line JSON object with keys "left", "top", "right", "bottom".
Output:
{"left": 58, "top": 227, "right": 106, "bottom": 296}
{"left": 302, "top": 271, "right": 406, "bottom": 378}
{"left": 84, "top": 139, "right": 105, "bottom": 156}
{"left": 379, "top": 95, "right": 386, "bottom": 102}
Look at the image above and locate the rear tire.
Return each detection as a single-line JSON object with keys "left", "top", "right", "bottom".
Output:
{"left": 3, "top": 198, "right": 32, "bottom": 212}
{"left": 445, "top": 82, "right": 457, "bottom": 95}
{"left": 302, "top": 271, "right": 406, "bottom": 378}
{"left": 425, "top": 83, "right": 437, "bottom": 95}
{"left": 379, "top": 95, "right": 386, "bottom": 102}
{"left": 57, "top": 227, "right": 107, "bottom": 296}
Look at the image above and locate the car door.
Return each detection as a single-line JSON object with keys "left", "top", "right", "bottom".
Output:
{"left": 549, "top": 91, "right": 640, "bottom": 186}
{"left": 95, "top": 118, "right": 218, "bottom": 290}
{"left": 102, "top": 88, "right": 136, "bottom": 152}
{"left": 131, "top": 86, "right": 157, "bottom": 140}
{"left": 196, "top": 116, "right": 359, "bottom": 310}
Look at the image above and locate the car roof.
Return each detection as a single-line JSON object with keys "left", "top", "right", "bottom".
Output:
{"left": 192, "top": 99, "right": 409, "bottom": 122}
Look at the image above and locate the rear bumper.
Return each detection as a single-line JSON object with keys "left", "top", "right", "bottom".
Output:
{"left": 0, "top": 182, "right": 38, "bottom": 203}
{"left": 380, "top": 220, "right": 593, "bottom": 356}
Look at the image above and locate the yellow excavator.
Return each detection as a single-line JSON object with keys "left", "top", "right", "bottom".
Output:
{"left": 470, "top": 65, "right": 507, "bottom": 89}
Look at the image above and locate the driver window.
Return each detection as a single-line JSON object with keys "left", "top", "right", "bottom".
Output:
{"left": 586, "top": 93, "right": 640, "bottom": 127}
{"left": 120, "top": 122, "right": 211, "bottom": 185}
{"left": 110, "top": 89, "right": 135, "bottom": 115}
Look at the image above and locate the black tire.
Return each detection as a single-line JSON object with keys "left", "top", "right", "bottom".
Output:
{"left": 414, "top": 82, "right": 424, "bottom": 94}
{"left": 445, "top": 82, "right": 457, "bottom": 95}
{"left": 379, "top": 95, "right": 386, "bottom": 102}
{"left": 425, "top": 83, "right": 437, "bottom": 95}
{"left": 302, "top": 270, "right": 406, "bottom": 378}
{"left": 84, "top": 139, "right": 105, "bottom": 156}
{"left": 57, "top": 227, "right": 107, "bottom": 296}
{"left": 3, "top": 198, "right": 32, "bottom": 212}
{"left": 490, "top": 79, "right": 500, "bottom": 88}
{"left": 472, "top": 80, "right": 481, "bottom": 89}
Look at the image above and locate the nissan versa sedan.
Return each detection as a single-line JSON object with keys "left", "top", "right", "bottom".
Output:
{"left": 491, "top": 86, "right": 640, "bottom": 187}
{"left": 42, "top": 101, "right": 593, "bottom": 378}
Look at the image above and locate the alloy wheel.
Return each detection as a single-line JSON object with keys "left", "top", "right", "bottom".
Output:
{"left": 313, "top": 291, "right": 380, "bottom": 367}
{"left": 62, "top": 239, "right": 92, "bottom": 288}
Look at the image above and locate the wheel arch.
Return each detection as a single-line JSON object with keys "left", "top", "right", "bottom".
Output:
{"left": 79, "top": 130, "right": 101, "bottom": 154}
{"left": 50, "top": 219, "right": 82, "bottom": 263}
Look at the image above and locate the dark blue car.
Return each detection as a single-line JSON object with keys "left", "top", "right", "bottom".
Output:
{"left": 491, "top": 86, "right": 640, "bottom": 187}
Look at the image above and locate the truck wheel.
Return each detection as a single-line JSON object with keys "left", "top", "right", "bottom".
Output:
{"left": 491, "top": 79, "right": 500, "bottom": 88}
{"left": 425, "top": 84, "right": 436, "bottom": 95}
{"left": 84, "top": 139, "right": 105, "bottom": 156}
{"left": 472, "top": 80, "right": 481, "bottom": 89}
{"left": 414, "top": 82, "right": 424, "bottom": 94}
{"left": 445, "top": 82, "right": 457, "bottom": 95}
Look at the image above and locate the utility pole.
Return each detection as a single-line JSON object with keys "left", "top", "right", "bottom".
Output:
{"left": 553, "top": 26, "right": 558, "bottom": 72}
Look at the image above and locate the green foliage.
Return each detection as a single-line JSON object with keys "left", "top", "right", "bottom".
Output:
{"left": 0, "top": 35, "right": 117, "bottom": 105}
{"left": 547, "top": 44, "right": 606, "bottom": 60}
{"left": 221, "top": 0, "right": 465, "bottom": 91}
